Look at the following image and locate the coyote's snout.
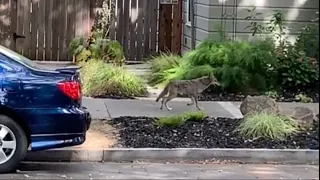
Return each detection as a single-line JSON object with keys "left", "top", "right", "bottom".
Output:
{"left": 156, "top": 75, "right": 220, "bottom": 111}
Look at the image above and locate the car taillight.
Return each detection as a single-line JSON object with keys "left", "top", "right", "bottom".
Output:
{"left": 57, "top": 81, "right": 81, "bottom": 100}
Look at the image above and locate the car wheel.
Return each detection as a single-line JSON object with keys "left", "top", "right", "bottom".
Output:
{"left": 0, "top": 115, "right": 28, "bottom": 174}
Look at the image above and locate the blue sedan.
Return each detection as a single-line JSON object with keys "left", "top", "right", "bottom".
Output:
{"left": 0, "top": 45, "right": 91, "bottom": 173}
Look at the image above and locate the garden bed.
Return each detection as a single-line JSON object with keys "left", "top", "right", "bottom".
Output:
{"left": 108, "top": 116, "right": 319, "bottom": 149}
{"left": 195, "top": 89, "right": 319, "bottom": 103}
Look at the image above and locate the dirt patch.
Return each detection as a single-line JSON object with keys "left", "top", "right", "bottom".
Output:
{"left": 73, "top": 120, "right": 119, "bottom": 149}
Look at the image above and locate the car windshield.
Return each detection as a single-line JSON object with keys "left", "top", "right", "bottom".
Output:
{"left": 0, "top": 45, "right": 48, "bottom": 70}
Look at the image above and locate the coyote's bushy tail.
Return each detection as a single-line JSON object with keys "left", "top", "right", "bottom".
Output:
{"left": 155, "top": 83, "right": 170, "bottom": 102}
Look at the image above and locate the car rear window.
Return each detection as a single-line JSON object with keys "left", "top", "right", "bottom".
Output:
{"left": 0, "top": 45, "right": 49, "bottom": 70}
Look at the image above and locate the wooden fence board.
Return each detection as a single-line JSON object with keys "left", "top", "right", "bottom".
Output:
{"left": 22, "top": 0, "right": 31, "bottom": 57}
{"left": 115, "top": 0, "right": 123, "bottom": 43}
{"left": 136, "top": 0, "right": 144, "bottom": 61}
{"left": 171, "top": 0, "right": 182, "bottom": 54}
{"left": 66, "top": 0, "right": 75, "bottom": 61}
{"left": 38, "top": 0, "right": 45, "bottom": 60}
{"left": 51, "top": 0, "right": 59, "bottom": 60}
{"left": 58, "top": 0, "right": 67, "bottom": 61}
{"left": 10, "top": 0, "right": 17, "bottom": 50}
{"left": 16, "top": 0, "right": 24, "bottom": 53}
{"left": 129, "top": 0, "right": 137, "bottom": 61}
{"left": 45, "top": 0, "right": 53, "bottom": 60}
{"left": 143, "top": 0, "right": 150, "bottom": 57}
{"left": 122, "top": 0, "right": 130, "bottom": 58}
{"left": 30, "top": 0, "right": 38, "bottom": 60}
{"left": 158, "top": 1, "right": 166, "bottom": 52}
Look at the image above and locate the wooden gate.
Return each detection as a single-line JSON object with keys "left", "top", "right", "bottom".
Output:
{"left": 0, "top": 0, "right": 182, "bottom": 62}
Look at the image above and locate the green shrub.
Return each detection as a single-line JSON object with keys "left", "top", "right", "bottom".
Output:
{"left": 277, "top": 50, "right": 319, "bottom": 90}
{"left": 182, "top": 38, "right": 278, "bottom": 92}
{"left": 80, "top": 60, "right": 147, "bottom": 97}
{"left": 68, "top": 31, "right": 125, "bottom": 66}
{"left": 155, "top": 111, "right": 207, "bottom": 127}
{"left": 147, "top": 39, "right": 278, "bottom": 93}
{"left": 147, "top": 53, "right": 185, "bottom": 86}
{"left": 235, "top": 112, "right": 298, "bottom": 140}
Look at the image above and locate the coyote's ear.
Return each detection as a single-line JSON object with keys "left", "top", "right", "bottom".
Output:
{"left": 208, "top": 73, "right": 213, "bottom": 78}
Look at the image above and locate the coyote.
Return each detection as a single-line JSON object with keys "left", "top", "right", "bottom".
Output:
{"left": 155, "top": 75, "right": 220, "bottom": 111}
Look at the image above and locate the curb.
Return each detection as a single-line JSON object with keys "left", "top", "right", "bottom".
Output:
{"left": 24, "top": 148, "right": 319, "bottom": 164}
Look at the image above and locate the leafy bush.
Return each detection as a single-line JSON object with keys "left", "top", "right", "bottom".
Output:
{"left": 277, "top": 49, "right": 319, "bottom": 90}
{"left": 69, "top": 33, "right": 125, "bottom": 66}
{"left": 235, "top": 112, "right": 298, "bottom": 140}
{"left": 80, "top": 60, "right": 147, "bottom": 97}
{"left": 155, "top": 111, "right": 207, "bottom": 127}
{"left": 148, "top": 39, "right": 278, "bottom": 93}
{"left": 182, "top": 38, "right": 278, "bottom": 92}
{"left": 69, "top": 1, "right": 124, "bottom": 66}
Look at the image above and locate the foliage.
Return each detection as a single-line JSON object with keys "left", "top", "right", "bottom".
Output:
{"left": 68, "top": 0, "right": 124, "bottom": 66}
{"left": 295, "top": 93, "right": 313, "bottom": 103}
{"left": 294, "top": 24, "right": 319, "bottom": 59}
{"left": 264, "top": 90, "right": 279, "bottom": 99}
{"left": 183, "top": 38, "right": 278, "bottom": 92}
{"left": 148, "top": 38, "right": 278, "bottom": 92}
{"left": 68, "top": 37, "right": 86, "bottom": 57}
{"left": 245, "top": 7, "right": 319, "bottom": 92}
{"left": 68, "top": 32, "right": 125, "bottom": 66}
{"left": 235, "top": 112, "right": 298, "bottom": 140}
{"left": 91, "top": 0, "right": 115, "bottom": 38}
{"left": 277, "top": 49, "right": 319, "bottom": 90}
{"left": 155, "top": 111, "right": 207, "bottom": 128}
{"left": 245, "top": 7, "right": 264, "bottom": 36}
{"left": 147, "top": 53, "right": 185, "bottom": 86}
{"left": 80, "top": 60, "right": 147, "bottom": 97}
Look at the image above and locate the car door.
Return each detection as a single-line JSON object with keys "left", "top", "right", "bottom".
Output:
{"left": 0, "top": 54, "right": 23, "bottom": 108}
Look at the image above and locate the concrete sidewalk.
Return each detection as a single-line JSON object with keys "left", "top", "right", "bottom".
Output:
{"left": 82, "top": 97, "right": 319, "bottom": 119}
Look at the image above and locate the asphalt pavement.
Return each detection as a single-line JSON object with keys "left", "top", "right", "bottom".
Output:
{"left": 2, "top": 162, "right": 318, "bottom": 179}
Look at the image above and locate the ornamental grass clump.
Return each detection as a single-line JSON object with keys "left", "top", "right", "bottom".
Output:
{"left": 235, "top": 112, "right": 298, "bottom": 140}
{"left": 80, "top": 60, "right": 147, "bottom": 98}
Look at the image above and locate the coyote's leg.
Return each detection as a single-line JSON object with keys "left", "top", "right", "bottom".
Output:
{"left": 160, "top": 97, "right": 165, "bottom": 110}
{"left": 164, "top": 93, "right": 177, "bottom": 111}
{"left": 193, "top": 94, "right": 203, "bottom": 110}
{"left": 187, "top": 96, "right": 195, "bottom": 106}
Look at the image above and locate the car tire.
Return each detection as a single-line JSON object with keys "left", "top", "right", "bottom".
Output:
{"left": 0, "top": 115, "right": 28, "bottom": 174}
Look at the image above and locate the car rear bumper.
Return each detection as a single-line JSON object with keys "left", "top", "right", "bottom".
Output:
{"left": 18, "top": 106, "right": 92, "bottom": 151}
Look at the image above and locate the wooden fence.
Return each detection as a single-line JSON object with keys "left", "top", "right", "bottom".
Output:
{"left": 0, "top": 0, "right": 182, "bottom": 62}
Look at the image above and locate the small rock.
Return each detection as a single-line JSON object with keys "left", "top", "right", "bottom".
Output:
{"left": 284, "top": 107, "right": 315, "bottom": 126}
